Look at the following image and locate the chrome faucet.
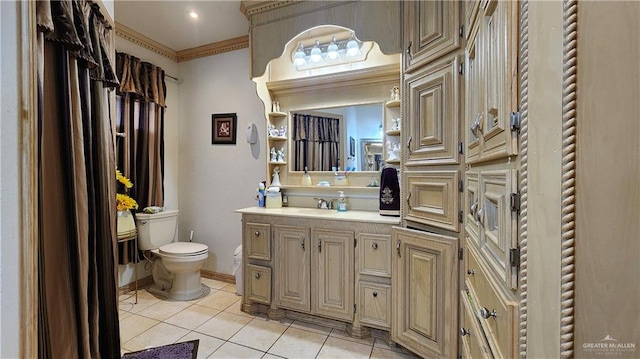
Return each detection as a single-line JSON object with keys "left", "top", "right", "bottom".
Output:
{"left": 314, "top": 198, "right": 335, "bottom": 209}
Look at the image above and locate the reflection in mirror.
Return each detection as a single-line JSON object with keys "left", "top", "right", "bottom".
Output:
{"left": 360, "top": 138, "right": 383, "bottom": 172}
{"left": 291, "top": 103, "right": 383, "bottom": 172}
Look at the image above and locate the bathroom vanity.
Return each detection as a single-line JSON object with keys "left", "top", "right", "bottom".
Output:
{"left": 235, "top": 207, "right": 400, "bottom": 339}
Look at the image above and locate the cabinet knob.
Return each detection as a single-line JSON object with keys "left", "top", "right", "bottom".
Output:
{"left": 470, "top": 202, "right": 478, "bottom": 216}
{"left": 372, "top": 243, "right": 378, "bottom": 250}
{"left": 480, "top": 307, "right": 498, "bottom": 319}
{"left": 255, "top": 273, "right": 261, "bottom": 279}
{"left": 460, "top": 327, "right": 471, "bottom": 336}
{"left": 254, "top": 231, "right": 260, "bottom": 237}
{"left": 467, "top": 269, "right": 476, "bottom": 276}
{"left": 140, "top": 220, "right": 148, "bottom": 225}
{"left": 372, "top": 292, "right": 378, "bottom": 298}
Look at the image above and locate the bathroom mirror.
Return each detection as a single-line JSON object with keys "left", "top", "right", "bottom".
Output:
{"left": 290, "top": 103, "right": 383, "bottom": 172}
{"left": 253, "top": 25, "right": 400, "bottom": 186}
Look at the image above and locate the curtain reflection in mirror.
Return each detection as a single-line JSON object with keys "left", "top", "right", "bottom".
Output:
{"left": 293, "top": 113, "right": 340, "bottom": 171}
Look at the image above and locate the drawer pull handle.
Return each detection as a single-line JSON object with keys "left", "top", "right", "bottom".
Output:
{"left": 372, "top": 243, "right": 378, "bottom": 250}
{"left": 396, "top": 240, "right": 402, "bottom": 257}
{"left": 470, "top": 202, "right": 478, "bottom": 216}
{"left": 406, "top": 136, "right": 413, "bottom": 154}
{"left": 467, "top": 269, "right": 476, "bottom": 276}
{"left": 372, "top": 292, "right": 378, "bottom": 297}
{"left": 406, "top": 191, "right": 412, "bottom": 210}
{"left": 476, "top": 208, "right": 484, "bottom": 224}
{"left": 255, "top": 273, "right": 261, "bottom": 279}
{"left": 318, "top": 239, "right": 322, "bottom": 253}
{"left": 460, "top": 327, "right": 471, "bottom": 336}
{"left": 301, "top": 237, "right": 305, "bottom": 250}
{"left": 480, "top": 307, "right": 498, "bottom": 319}
{"left": 254, "top": 231, "right": 260, "bottom": 237}
{"left": 140, "top": 220, "right": 148, "bottom": 225}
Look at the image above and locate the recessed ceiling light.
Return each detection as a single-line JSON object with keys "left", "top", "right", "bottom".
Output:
{"left": 187, "top": 10, "right": 199, "bottom": 19}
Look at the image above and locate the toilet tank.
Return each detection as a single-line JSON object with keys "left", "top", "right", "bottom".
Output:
{"left": 136, "top": 210, "right": 179, "bottom": 250}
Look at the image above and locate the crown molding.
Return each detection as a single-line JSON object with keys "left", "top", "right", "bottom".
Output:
{"left": 115, "top": 22, "right": 178, "bottom": 61}
{"left": 116, "top": 22, "right": 249, "bottom": 63}
{"left": 176, "top": 36, "right": 249, "bottom": 62}
{"left": 240, "top": 1, "right": 297, "bottom": 19}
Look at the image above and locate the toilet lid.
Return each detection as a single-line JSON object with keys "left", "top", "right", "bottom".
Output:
{"left": 160, "top": 242, "right": 208, "bottom": 256}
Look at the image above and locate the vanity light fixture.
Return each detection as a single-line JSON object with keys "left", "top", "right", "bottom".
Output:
{"left": 291, "top": 33, "right": 363, "bottom": 68}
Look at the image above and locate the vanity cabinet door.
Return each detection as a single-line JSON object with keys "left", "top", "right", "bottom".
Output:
{"left": 404, "top": 0, "right": 462, "bottom": 71}
{"left": 312, "top": 229, "right": 354, "bottom": 322}
{"left": 464, "top": 24, "right": 483, "bottom": 164}
{"left": 246, "top": 222, "right": 271, "bottom": 261}
{"left": 392, "top": 227, "right": 458, "bottom": 359}
{"left": 359, "top": 233, "right": 392, "bottom": 278}
{"left": 274, "top": 225, "right": 311, "bottom": 312}
{"left": 404, "top": 53, "right": 463, "bottom": 166}
{"left": 246, "top": 264, "right": 271, "bottom": 305}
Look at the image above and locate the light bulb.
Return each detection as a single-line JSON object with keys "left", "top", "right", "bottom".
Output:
{"left": 346, "top": 34, "right": 361, "bottom": 58}
{"left": 310, "top": 40, "right": 322, "bottom": 63}
{"left": 293, "top": 44, "right": 306, "bottom": 66}
{"left": 326, "top": 36, "right": 339, "bottom": 60}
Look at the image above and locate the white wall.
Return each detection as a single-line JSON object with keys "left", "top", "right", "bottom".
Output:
{"left": 0, "top": 2, "right": 22, "bottom": 356}
{"left": 114, "top": 38, "right": 181, "bottom": 285}
{"left": 178, "top": 48, "right": 266, "bottom": 274}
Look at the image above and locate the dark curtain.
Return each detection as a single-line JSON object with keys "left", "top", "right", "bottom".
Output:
{"left": 114, "top": 52, "right": 166, "bottom": 264}
{"left": 292, "top": 113, "right": 340, "bottom": 171}
{"left": 36, "top": 0, "right": 120, "bottom": 358}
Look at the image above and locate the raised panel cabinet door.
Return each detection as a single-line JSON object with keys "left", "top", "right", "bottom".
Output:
{"left": 246, "top": 222, "right": 271, "bottom": 260}
{"left": 405, "top": 170, "right": 460, "bottom": 232}
{"left": 465, "top": 171, "right": 481, "bottom": 247}
{"left": 464, "top": 23, "right": 483, "bottom": 164}
{"left": 479, "top": 0, "right": 518, "bottom": 161}
{"left": 359, "top": 233, "right": 392, "bottom": 277}
{"left": 391, "top": 227, "right": 458, "bottom": 359}
{"left": 246, "top": 264, "right": 271, "bottom": 305}
{"left": 404, "top": 0, "right": 462, "bottom": 71}
{"left": 312, "top": 228, "right": 354, "bottom": 322}
{"left": 404, "top": 53, "right": 463, "bottom": 166}
{"left": 274, "top": 225, "right": 311, "bottom": 312}
{"left": 359, "top": 282, "right": 391, "bottom": 329}
{"left": 464, "top": 0, "right": 481, "bottom": 41}
{"left": 478, "top": 169, "right": 518, "bottom": 290}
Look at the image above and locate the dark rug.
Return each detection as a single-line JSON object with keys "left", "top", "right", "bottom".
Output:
{"left": 121, "top": 339, "right": 199, "bottom": 359}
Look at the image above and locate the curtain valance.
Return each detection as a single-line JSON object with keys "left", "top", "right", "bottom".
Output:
{"left": 36, "top": 0, "right": 119, "bottom": 88}
{"left": 116, "top": 52, "right": 167, "bottom": 107}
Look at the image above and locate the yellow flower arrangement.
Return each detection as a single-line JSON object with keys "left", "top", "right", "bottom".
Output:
{"left": 116, "top": 168, "right": 138, "bottom": 211}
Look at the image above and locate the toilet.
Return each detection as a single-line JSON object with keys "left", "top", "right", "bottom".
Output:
{"left": 135, "top": 209, "right": 209, "bottom": 300}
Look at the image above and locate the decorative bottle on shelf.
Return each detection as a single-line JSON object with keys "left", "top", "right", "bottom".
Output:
{"left": 302, "top": 166, "right": 312, "bottom": 186}
{"left": 337, "top": 191, "right": 348, "bottom": 212}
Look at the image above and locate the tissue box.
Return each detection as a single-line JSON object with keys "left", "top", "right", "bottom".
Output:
{"left": 266, "top": 192, "right": 282, "bottom": 208}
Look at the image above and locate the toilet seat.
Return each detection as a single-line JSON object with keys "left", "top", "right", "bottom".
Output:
{"left": 159, "top": 242, "right": 208, "bottom": 257}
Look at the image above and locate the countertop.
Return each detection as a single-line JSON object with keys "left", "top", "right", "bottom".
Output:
{"left": 235, "top": 206, "right": 401, "bottom": 225}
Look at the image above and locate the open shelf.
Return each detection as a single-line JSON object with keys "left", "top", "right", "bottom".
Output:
{"left": 268, "top": 111, "right": 287, "bottom": 117}
{"left": 386, "top": 130, "right": 401, "bottom": 136}
{"left": 385, "top": 99, "right": 401, "bottom": 108}
{"left": 268, "top": 135, "right": 287, "bottom": 141}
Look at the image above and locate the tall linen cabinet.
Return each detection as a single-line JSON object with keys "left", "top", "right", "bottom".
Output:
{"left": 392, "top": 1, "right": 520, "bottom": 358}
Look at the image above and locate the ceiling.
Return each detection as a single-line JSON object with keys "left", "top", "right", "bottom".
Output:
{"left": 114, "top": 1, "right": 249, "bottom": 51}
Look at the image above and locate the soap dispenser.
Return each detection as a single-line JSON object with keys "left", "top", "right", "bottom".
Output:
{"left": 337, "top": 191, "right": 348, "bottom": 212}
{"left": 302, "top": 166, "right": 312, "bottom": 186}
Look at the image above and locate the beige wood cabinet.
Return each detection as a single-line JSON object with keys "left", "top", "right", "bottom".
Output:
{"left": 403, "top": 0, "right": 463, "bottom": 72}
{"left": 464, "top": 0, "right": 518, "bottom": 164}
{"left": 392, "top": 227, "right": 459, "bottom": 359}
{"left": 238, "top": 208, "right": 398, "bottom": 335}
{"left": 403, "top": 52, "right": 464, "bottom": 167}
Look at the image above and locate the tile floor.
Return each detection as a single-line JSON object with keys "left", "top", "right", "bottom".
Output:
{"left": 119, "top": 278, "right": 418, "bottom": 359}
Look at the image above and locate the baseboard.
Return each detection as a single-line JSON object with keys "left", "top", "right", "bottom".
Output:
{"left": 201, "top": 269, "right": 235, "bottom": 284}
{"left": 119, "top": 275, "right": 153, "bottom": 292}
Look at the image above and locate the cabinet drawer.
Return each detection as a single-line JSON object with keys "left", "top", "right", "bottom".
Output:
{"left": 405, "top": 170, "right": 460, "bottom": 232}
{"left": 359, "top": 233, "right": 392, "bottom": 278}
{"left": 460, "top": 290, "right": 492, "bottom": 359}
{"left": 466, "top": 245, "right": 518, "bottom": 359}
{"left": 359, "top": 282, "right": 391, "bottom": 329}
{"left": 246, "top": 222, "right": 271, "bottom": 260}
{"left": 246, "top": 264, "right": 271, "bottom": 305}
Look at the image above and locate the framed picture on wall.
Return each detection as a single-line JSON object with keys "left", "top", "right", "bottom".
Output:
{"left": 212, "top": 113, "right": 237, "bottom": 145}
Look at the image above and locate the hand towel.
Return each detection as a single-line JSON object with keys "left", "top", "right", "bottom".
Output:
{"left": 379, "top": 165, "right": 400, "bottom": 216}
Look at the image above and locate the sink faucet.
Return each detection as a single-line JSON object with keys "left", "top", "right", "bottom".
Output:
{"left": 314, "top": 198, "right": 335, "bottom": 209}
